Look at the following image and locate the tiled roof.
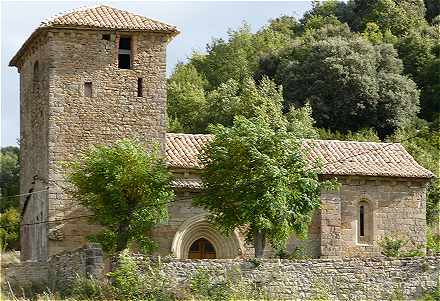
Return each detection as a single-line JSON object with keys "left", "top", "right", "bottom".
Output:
{"left": 165, "top": 133, "right": 434, "bottom": 179}
{"left": 171, "top": 178, "right": 203, "bottom": 190}
{"left": 9, "top": 5, "right": 178, "bottom": 67}
{"left": 40, "top": 5, "right": 178, "bottom": 33}
{"left": 166, "top": 133, "right": 213, "bottom": 169}
{"left": 303, "top": 139, "right": 434, "bottom": 178}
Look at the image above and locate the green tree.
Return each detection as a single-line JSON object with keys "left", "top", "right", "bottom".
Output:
{"left": 194, "top": 115, "right": 336, "bottom": 257}
{"left": 205, "top": 77, "right": 286, "bottom": 130}
{"left": 0, "top": 146, "right": 20, "bottom": 211}
{"left": 397, "top": 25, "right": 440, "bottom": 121}
{"left": 425, "top": 0, "right": 440, "bottom": 23}
{"left": 266, "top": 32, "right": 419, "bottom": 137}
{"left": 362, "top": 0, "right": 427, "bottom": 36}
{"left": 167, "top": 63, "right": 207, "bottom": 133}
{"left": 318, "top": 128, "right": 380, "bottom": 142}
{"left": 0, "top": 208, "right": 20, "bottom": 250}
{"left": 190, "top": 22, "right": 295, "bottom": 92}
{"left": 390, "top": 119, "right": 440, "bottom": 224}
{"left": 66, "top": 139, "right": 174, "bottom": 253}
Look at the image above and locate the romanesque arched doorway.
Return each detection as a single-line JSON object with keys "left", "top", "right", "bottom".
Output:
{"left": 171, "top": 214, "right": 243, "bottom": 259}
{"left": 188, "top": 238, "right": 216, "bottom": 259}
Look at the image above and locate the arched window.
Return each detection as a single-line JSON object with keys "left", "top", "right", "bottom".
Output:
{"left": 33, "top": 61, "right": 39, "bottom": 94}
{"left": 358, "top": 200, "right": 371, "bottom": 244}
{"left": 188, "top": 238, "right": 216, "bottom": 259}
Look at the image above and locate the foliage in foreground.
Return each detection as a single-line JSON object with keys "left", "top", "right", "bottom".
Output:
{"left": 0, "top": 208, "right": 20, "bottom": 251}
{"left": 195, "top": 113, "right": 337, "bottom": 257}
{"left": 378, "top": 235, "right": 424, "bottom": 258}
{"left": 0, "top": 146, "right": 20, "bottom": 251}
{"left": 66, "top": 139, "right": 174, "bottom": 253}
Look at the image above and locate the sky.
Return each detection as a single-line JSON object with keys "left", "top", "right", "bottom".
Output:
{"left": 1, "top": 1, "right": 312, "bottom": 147}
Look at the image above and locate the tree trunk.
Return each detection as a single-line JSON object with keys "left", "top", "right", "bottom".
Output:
{"left": 116, "top": 223, "right": 130, "bottom": 252}
{"left": 254, "top": 230, "right": 266, "bottom": 258}
{"left": 116, "top": 198, "right": 135, "bottom": 252}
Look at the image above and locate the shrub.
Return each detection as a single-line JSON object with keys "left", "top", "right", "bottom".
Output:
{"left": 289, "top": 246, "right": 312, "bottom": 260}
{"left": 379, "top": 236, "right": 425, "bottom": 258}
{"left": 69, "top": 275, "right": 114, "bottom": 300}
{"left": 421, "top": 280, "right": 440, "bottom": 301}
{"left": 108, "top": 249, "right": 177, "bottom": 301}
{"left": 378, "top": 236, "right": 407, "bottom": 257}
{"left": 189, "top": 267, "right": 268, "bottom": 301}
{"left": 427, "top": 229, "right": 440, "bottom": 255}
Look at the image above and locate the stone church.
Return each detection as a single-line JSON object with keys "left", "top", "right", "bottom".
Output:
{"left": 10, "top": 5, "right": 433, "bottom": 261}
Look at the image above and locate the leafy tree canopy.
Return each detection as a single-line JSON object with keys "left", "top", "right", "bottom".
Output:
{"left": 0, "top": 208, "right": 20, "bottom": 250}
{"left": 189, "top": 22, "right": 298, "bottom": 92}
{"left": 66, "top": 139, "right": 174, "bottom": 253}
{"left": 194, "top": 109, "right": 336, "bottom": 257}
{"left": 0, "top": 146, "right": 20, "bottom": 211}
{"left": 265, "top": 31, "right": 419, "bottom": 137}
{"left": 389, "top": 118, "right": 440, "bottom": 224}
{"left": 167, "top": 63, "right": 207, "bottom": 133}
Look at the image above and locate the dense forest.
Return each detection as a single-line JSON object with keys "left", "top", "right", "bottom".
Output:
{"left": 1, "top": 0, "right": 439, "bottom": 250}
{"left": 166, "top": 0, "right": 440, "bottom": 224}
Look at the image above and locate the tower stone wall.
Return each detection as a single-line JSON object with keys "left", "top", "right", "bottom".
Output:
{"left": 17, "top": 27, "right": 171, "bottom": 260}
{"left": 47, "top": 29, "right": 169, "bottom": 257}
{"left": 19, "top": 32, "right": 52, "bottom": 261}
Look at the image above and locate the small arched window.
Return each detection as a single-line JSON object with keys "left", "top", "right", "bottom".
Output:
{"left": 33, "top": 61, "right": 39, "bottom": 94}
{"left": 358, "top": 200, "right": 371, "bottom": 244}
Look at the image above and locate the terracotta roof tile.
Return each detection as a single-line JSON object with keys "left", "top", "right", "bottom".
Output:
{"left": 165, "top": 133, "right": 434, "bottom": 179}
{"left": 171, "top": 178, "right": 203, "bottom": 190}
{"left": 41, "top": 5, "right": 178, "bottom": 33}
{"left": 166, "top": 133, "right": 213, "bottom": 169}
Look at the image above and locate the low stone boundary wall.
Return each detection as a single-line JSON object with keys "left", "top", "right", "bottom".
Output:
{"left": 1, "top": 261, "right": 48, "bottom": 288}
{"left": 1, "top": 243, "right": 104, "bottom": 291}
{"left": 2, "top": 245, "right": 439, "bottom": 300}
{"left": 132, "top": 255, "right": 440, "bottom": 300}
{"left": 48, "top": 243, "right": 104, "bottom": 289}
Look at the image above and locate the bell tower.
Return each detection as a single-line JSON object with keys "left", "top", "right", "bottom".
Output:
{"left": 9, "top": 5, "right": 179, "bottom": 260}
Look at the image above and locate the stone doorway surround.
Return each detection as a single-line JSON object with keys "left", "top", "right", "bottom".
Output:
{"left": 171, "top": 214, "right": 244, "bottom": 259}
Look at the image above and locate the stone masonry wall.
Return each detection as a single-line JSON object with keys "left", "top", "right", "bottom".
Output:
{"left": 1, "top": 261, "right": 48, "bottom": 289}
{"left": 48, "top": 243, "right": 104, "bottom": 290}
{"left": 337, "top": 176, "right": 428, "bottom": 257}
{"left": 1, "top": 244, "right": 104, "bottom": 292}
{"left": 149, "top": 173, "right": 428, "bottom": 259}
{"left": 43, "top": 29, "right": 170, "bottom": 256}
{"left": 18, "top": 31, "right": 51, "bottom": 261}
{"left": 3, "top": 246, "right": 439, "bottom": 300}
{"left": 134, "top": 255, "right": 440, "bottom": 301}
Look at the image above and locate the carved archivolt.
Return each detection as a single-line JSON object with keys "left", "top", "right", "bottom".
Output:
{"left": 171, "top": 214, "right": 243, "bottom": 259}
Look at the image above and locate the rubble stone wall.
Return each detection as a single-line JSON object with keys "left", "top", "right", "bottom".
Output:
{"left": 1, "top": 244, "right": 104, "bottom": 291}
{"left": 134, "top": 255, "right": 440, "bottom": 301}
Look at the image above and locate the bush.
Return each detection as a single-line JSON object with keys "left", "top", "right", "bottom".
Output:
{"left": 422, "top": 281, "right": 440, "bottom": 301}
{"left": 108, "top": 249, "right": 177, "bottom": 301}
{"left": 0, "top": 208, "right": 20, "bottom": 250}
{"left": 427, "top": 229, "right": 440, "bottom": 255}
{"left": 69, "top": 275, "right": 114, "bottom": 300}
{"left": 275, "top": 245, "right": 312, "bottom": 260}
{"left": 378, "top": 236, "right": 424, "bottom": 257}
{"left": 190, "top": 267, "right": 269, "bottom": 301}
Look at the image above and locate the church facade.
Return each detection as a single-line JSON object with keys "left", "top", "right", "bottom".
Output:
{"left": 10, "top": 5, "right": 433, "bottom": 261}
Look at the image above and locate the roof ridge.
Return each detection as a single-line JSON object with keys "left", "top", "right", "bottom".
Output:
{"left": 41, "top": 4, "right": 103, "bottom": 27}
{"left": 40, "top": 4, "right": 178, "bottom": 31}
{"left": 166, "top": 133, "right": 212, "bottom": 137}
{"left": 306, "top": 138, "right": 398, "bottom": 145}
